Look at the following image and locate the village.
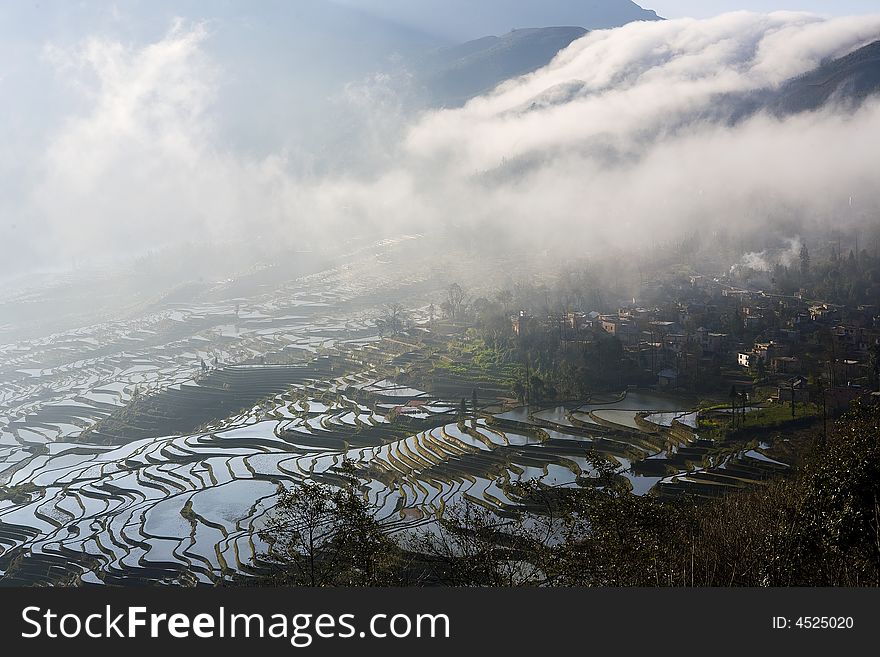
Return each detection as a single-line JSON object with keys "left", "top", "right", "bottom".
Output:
{"left": 505, "top": 269, "right": 880, "bottom": 413}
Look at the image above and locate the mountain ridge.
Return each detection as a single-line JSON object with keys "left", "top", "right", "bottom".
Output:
{"left": 416, "top": 26, "right": 589, "bottom": 106}
{"left": 770, "top": 39, "right": 880, "bottom": 115}
{"left": 333, "top": 0, "right": 660, "bottom": 40}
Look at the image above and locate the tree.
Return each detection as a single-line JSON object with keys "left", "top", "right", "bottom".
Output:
{"left": 512, "top": 379, "right": 526, "bottom": 404}
{"left": 529, "top": 375, "right": 546, "bottom": 403}
{"left": 752, "top": 358, "right": 765, "bottom": 382}
{"left": 495, "top": 289, "right": 514, "bottom": 313}
{"left": 790, "top": 399, "right": 880, "bottom": 584}
{"left": 799, "top": 243, "right": 811, "bottom": 280}
{"left": 412, "top": 497, "right": 545, "bottom": 586}
{"left": 868, "top": 343, "right": 880, "bottom": 392}
{"left": 247, "top": 401, "right": 880, "bottom": 588}
{"left": 258, "top": 460, "right": 399, "bottom": 586}
{"left": 412, "top": 480, "right": 579, "bottom": 587}
{"left": 445, "top": 283, "right": 466, "bottom": 321}
{"left": 377, "top": 303, "right": 410, "bottom": 336}
{"left": 470, "top": 297, "right": 492, "bottom": 321}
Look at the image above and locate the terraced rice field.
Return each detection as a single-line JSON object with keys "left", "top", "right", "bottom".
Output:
{"left": 1, "top": 303, "right": 788, "bottom": 587}
{"left": 0, "top": 242, "right": 790, "bottom": 585}
{"left": 0, "top": 242, "right": 628, "bottom": 585}
{"left": 0, "top": 373, "right": 636, "bottom": 586}
{"left": 3, "top": 328, "right": 778, "bottom": 587}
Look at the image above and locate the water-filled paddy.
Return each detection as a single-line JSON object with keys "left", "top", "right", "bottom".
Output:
{"left": 0, "top": 252, "right": 709, "bottom": 585}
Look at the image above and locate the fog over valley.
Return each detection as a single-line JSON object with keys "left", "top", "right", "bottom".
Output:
{"left": 2, "top": 2, "right": 880, "bottom": 590}
{"left": 1, "top": 5, "right": 878, "bottom": 295}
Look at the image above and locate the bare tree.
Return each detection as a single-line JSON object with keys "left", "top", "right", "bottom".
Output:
{"left": 444, "top": 283, "right": 466, "bottom": 321}
{"left": 376, "top": 303, "right": 410, "bottom": 336}
{"left": 258, "top": 460, "right": 399, "bottom": 586}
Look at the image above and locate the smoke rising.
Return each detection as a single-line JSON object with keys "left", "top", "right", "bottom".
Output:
{"left": 731, "top": 237, "right": 803, "bottom": 276}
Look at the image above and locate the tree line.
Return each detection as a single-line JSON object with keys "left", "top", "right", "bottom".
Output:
{"left": 253, "top": 399, "right": 880, "bottom": 587}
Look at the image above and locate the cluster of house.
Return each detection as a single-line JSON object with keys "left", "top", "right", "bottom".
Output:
{"left": 736, "top": 339, "right": 800, "bottom": 374}
{"left": 736, "top": 301, "right": 880, "bottom": 384}
{"left": 511, "top": 276, "right": 880, "bottom": 399}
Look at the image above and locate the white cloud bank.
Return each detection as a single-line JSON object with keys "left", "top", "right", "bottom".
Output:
{"left": 401, "top": 11, "right": 880, "bottom": 251}
{"left": 6, "top": 11, "right": 880, "bottom": 275}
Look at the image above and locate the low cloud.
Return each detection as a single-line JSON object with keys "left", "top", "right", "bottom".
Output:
{"left": 5, "top": 11, "right": 880, "bottom": 279}
{"left": 398, "top": 12, "right": 880, "bottom": 252}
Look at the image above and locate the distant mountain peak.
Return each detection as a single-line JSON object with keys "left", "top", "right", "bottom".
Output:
{"left": 333, "top": 0, "right": 661, "bottom": 41}
{"left": 416, "top": 26, "right": 590, "bottom": 106}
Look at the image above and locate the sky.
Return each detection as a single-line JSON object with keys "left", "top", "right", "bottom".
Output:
{"left": 334, "top": 1, "right": 877, "bottom": 37}
{"left": 332, "top": 1, "right": 662, "bottom": 40}
{"left": 650, "top": 2, "right": 878, "bottom": 18}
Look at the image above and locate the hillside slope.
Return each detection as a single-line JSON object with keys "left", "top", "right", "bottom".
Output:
{"left": 770, "top": 39, "right": 880, "bottom": 114}
{"left": 416, "top": 27, "right": 589, "bottom": 106}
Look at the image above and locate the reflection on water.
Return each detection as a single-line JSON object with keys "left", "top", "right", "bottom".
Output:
{"left": 533, "top": 406, "right": 574, "bottom": 426}
{"left": 491, "top": 390, "right": 699, "bottom": 498}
